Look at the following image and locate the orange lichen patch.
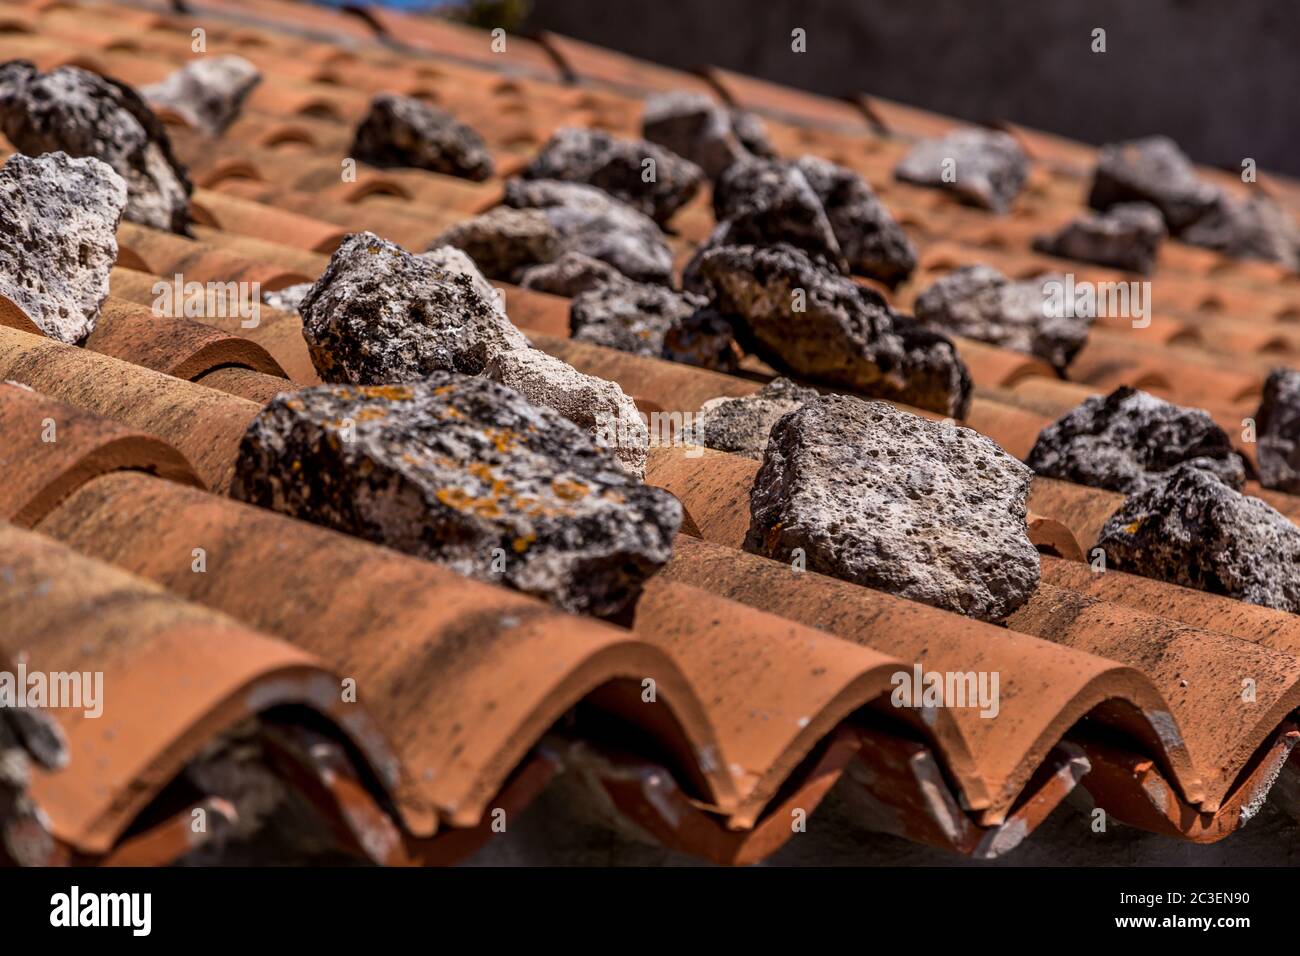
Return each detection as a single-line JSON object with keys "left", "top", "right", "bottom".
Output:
{"left": 357, "top": 385, "right": 415, "bottom": 401}
{"left": 512, "top": 533, "right": 536, "bottom": 553}
{"left": 483, "top": 426, "right": 519, "bottom": 453}
{"left": 551, "top": 477, "right": 590, "bottom": 501}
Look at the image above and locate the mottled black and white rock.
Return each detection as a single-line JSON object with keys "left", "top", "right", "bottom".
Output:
{"left": 300, "top": 232, "right": 528, "bottom": 383}
{"left": 521, "top": 127, "right": 703, "bottom": 225}
{"left": 420, "top": 244, "right": 503, "bottom": 314}
{"left": 696, "top": 244, "right": 972, "bottom": 417}
{"left": 1097, "top": 464, "right": 1300, "bottom": 612}
{"left": 1026, "top": 386, "right": 1245, "bottom": 494}
{"left": 1180, "top": 194, "right": 1300, "bottom": 270}
{"left": 699, "top": 378, "right": 819, "bottom": 460}
{"left": 350, "top": 93, "right": 493, "bottom": 181}
{"left": 232, "top": 374, "right": 681, "bottom": 615}
{"left": 1087, "top": 136, "right": 1220, "bottom": 233}
{"left": 641, "top": 90, "right": 771, "bottom": 181}
{"left": 519, "top": 251, "right": 630, "bottom": 297}
{"left": 793, "top": 155, "right": 916, "bottom": 287}
{"left": 141, "top": 55, "right": 260, "bottom": 136}
{"left": 710, "top": 157, "right": 844, "bottom": 269}
{"left": 1032, "top": 202, "right": 1166, "bottom": 275}
{"left": 0, "top": 151, "right": 126, "bottom": 344}
{"left": 913, "top": 265, "right": 1092, "bottom": 371}
{"left": 503, "top": 179, "right": 673, "bottom": 284}
{"left": 745, "top": 396, "right": 1039, "bottom": 621}
{"left": 484, "top": 348, "right": 648, "bottom": 478}
{"left": 430, "top": 206, "right": 560, "bottom": 281}
{"left": 0, "top": 62, "right": 192, "bottom": 234}
{"left": 1255, "top": 368, "right": 1300, "bottom": 493}
{"left": 893, "top": 128, "right": 1028, "bottom": 213}
{"left": 569, "top": 281, "right": 739, "bottom": 372}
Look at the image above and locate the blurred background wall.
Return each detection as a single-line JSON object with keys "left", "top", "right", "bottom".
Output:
{"left": 519, "top": 0, "right": 1298, "bottom": 175}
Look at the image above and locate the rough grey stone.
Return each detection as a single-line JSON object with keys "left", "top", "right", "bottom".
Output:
{"left": 745, "top": 395, "right": 1039, "bottom": 621}
{"left": 484, "top": 347, "right": 649, "bottom": 479}
{"left": 521, "top": 126, "right": 704, "bottom": 225}
{"left": 1180, "top": 194, "right": 1300, "bottom": 270}
{"left": 1032, "top": 202, "right": 1166, "bottom": 274}
{"left": 1087, "top": 135, "right": 1221, "bottom": 233}
{"left": 430, "top": 206, "right": 560, "bottom": 281}
{"left": 232, "top": 374, "right": 681, "bottom": 615}
{"left": 641, "top": 90, "right": 748, "bottom": 181}
{"left": 503, "top": 178, "right": 673, "bottom": 284}
{"left": 420, "top": 244, "right": 503, "bottom": 315}
{"left": 1026, "top": 386, "right": 1245, "bottom": 495}
{"left": 519, "top": 251, "right": 630, "bottom": 297}
{"left": 696, "top": 243, "right": 972, "bottom": 417}
{"left": 1097, "top": 464, "right": 1300, "bottom": 612}
{"left": 711, "top": 157, "right": 844, "bottom": 269}
{"left": 0, "top": 61, "right": 192, "bottom": 234}
{"left": 350, "top": 92, "right": 493, "bottom": 181}
{"left": 262, "top": 282, "right": 313, "bottom": 316}
{"left": 698, "top": 377, "right": 819, "bottom": 460}
{"left": 893, "top": 128, "right": 1028, "bottom": 213}
{"left": 794, "top": 155, "right": 917, "bottom": 287}
{"left": 0, "top": 151, "right": 126, "bottom": 344}
{"left": 141, "top": 54, "right": 260, "bottom": 136}
{"left": 730, "top": 109, "right": 776, "bottom": 160}
{"left": 300, "top": 232, "right": 528, "bottom": 383}
{"left": 1255, "top": 367, "right": 1300, "bottom": 493}
{"left": 569, "top": 282, "right": 740, "bottom": 372}
{"left": 913, "top": 265, "right": 1093, "bottom": 371}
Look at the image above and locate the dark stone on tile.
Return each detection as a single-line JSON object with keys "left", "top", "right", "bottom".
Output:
{"left": 710, "top": 157, "right": 844, "bottom": 269}
{"left": 521, "top": 126, "right": 703, "bottom": 226}
{"left": 503, "top": 178, "right": 673, "bottom": 284}
{"left": 0, "top": 61, "right": 192, "bottom": 234}
{"left": 519, "top": 251, "right": 630, "bottom": 297}
{"left": 1026, "top": 386, "right": 1245, "bottom": 495}
{"left": 1255, "top": 367, "right": 1300, "bottom": 493}
{"left": 1097, "top": 464, "right": 1300, "bottom": 613}
{"left": 794, "top": 155, "right": 916, "bottom": 287}
{"left": 569, "top": 281, "right": 740, "bottom": 372}
{"left": 745, "top": 395, "right": 1039, "bottom": 621}
{"left": 350, "top": 92, "right": 493, "bottom": 181}
{"left": 0, "top": 151, "right": 126, "bottom": 344}
{"left": 913, "top": 265, "right": 1092, "bottom": 371}
{"left": 894, "top": 128, "right": 1028, "bottom": 213}
{"left": 1032, "top": 202, "right": 1166, "bottom": 274}
{"left": 696, "top": 243, "right": 972, "bottom": 417}
{"left": 232, "top": 374, "right": 681, "bottom": 615}
{"left": 1180, "top": 194, "right": 1300, "bottom": 270}
{"left": 431, "top": 206, "right": 561, "bottom": 281}
{"left": 301, "top": 232, "right": 528, "bottom": 383}
{"left": 641, "top": 90, "right": 748, "bottom": 181}
{"left": 1087, "top": 135, "right": 1220, "bottom": 233}
{"left": 141, "top": 54, "right": 261, "bottom": 136}
{"left": 699, "top": 377, "right": 819, "bottom": 460}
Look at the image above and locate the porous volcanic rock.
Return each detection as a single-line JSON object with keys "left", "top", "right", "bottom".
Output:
{"left": 1032, "top": 202, "right": 1166, "bottom": 274}
{"left": 1097, "top": 464, "right": 1300, "bottom": 612}
{"left": 699, "top": 377, "right": 819, "bottom": 460}
{"left": 1255, "top": 367, "right": 1300, "bottom": 493}
{"left": 300, "top": 232, "right": 528, "bottom": 383}
{"left": 232, "top": 375, "right": 681, "bottom": 615}
{"left": 485, "top": 348, "right": 649, "bottom": 479}
{"left": 710, "top": 157, "right": 844, "bottom": 268}
{"left": 519, "top": 251, "right": 630, "bottom": 297}
{"left": 570, "top": 281, "right": 740, "bottom": 372}
{"left": 1087, "top": 135, "right": 1220, "bottom": 232}
{"left": 794, "top": 155, "right": 916, "bottom": 286}
{"left": 420, "top": 244, "right": 503, "bottom": 314}
{"left": 521, "top": 127, "right": 703, "bottom": 225}
{"left": 1026, "top": 386, "right": 1245, "bottom": 494}
{"left": 641, "top": 90, "right": 772, "bottom": 180}
{"left": 744, "top": 395, "right": 1039, "bottom": 621}
{"left": 913, "top": 265, "right": 1092, "bottom": 371}
{"left": 893, "top": 128, "right": 1028, "bottom": 213}
{"left": 350, "top": 92, "right": 493, "bottom": 181}
{"left": 0, "top": 61, "right": 192, "bottom": 233}
{"left": 503, "top": 178, "right": 673, "bottom": 284}
{"left": 430, "top": 206, "right": 560, "bottom": 281}
{"left": 141, "top": 55, "right": 261, "bottom": 136}
{"left": 696, "top": 243, "right": 971, "bottom": 417}
{"left": 1180, "top": 194, "right": 1300, "bottom": 270}
{"left": 0, "top": 151, "right": 126, "bottom": 343}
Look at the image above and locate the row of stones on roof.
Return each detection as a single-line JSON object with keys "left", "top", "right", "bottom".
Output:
{"left": 237, "top": 232, "right": 674, "bottom": 616}
{"left": 1024, "top": 385, "right": 1300, "bottom": 612}
{"left": 893, "top": 128, "right": 1029, "bottom": 214}
{"left": 1087, "top": 135, "right": 1300, "bottom": 270}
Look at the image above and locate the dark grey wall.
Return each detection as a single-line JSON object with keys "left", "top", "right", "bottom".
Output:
{"left": 525, "top": 0, "right": 1299, "bottom": 175}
